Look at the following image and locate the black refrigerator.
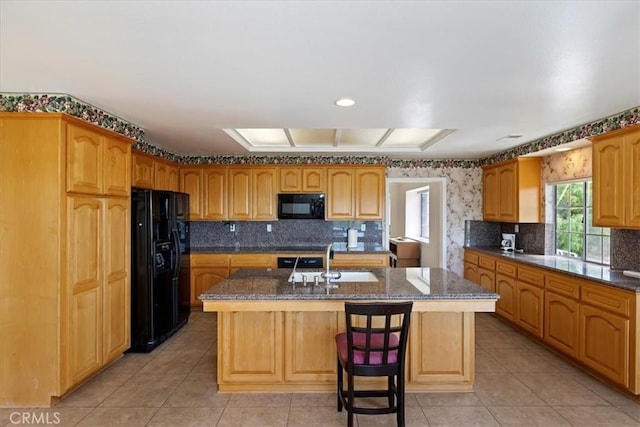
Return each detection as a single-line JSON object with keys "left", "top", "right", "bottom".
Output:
{"left": 130, "top": 188, "right": 190, "bottom": 352}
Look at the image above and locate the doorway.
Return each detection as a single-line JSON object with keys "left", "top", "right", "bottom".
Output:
{"left": 386, "top": 178, "right": 446, "bottom": 268}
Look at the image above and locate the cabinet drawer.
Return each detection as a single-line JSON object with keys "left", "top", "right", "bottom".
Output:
{"left": 545, "top": 273, "right": 580, "bottom": 299}
{"left": 478, "top": 255, "right": 495, "bottom": 270}
{"left": 191, "top": 254, "right": 229, "bottom": 268}
{"left": 496, "top": 260, "right": 517, "bottom": 277}
{"left": 464, "top": 251, "right": 479, "bottom": 265}
{"left": 229, "top": 254, "right": 275, "bottom": 268}
{"left": 517, "top": 266, "right": 545, "bottom": 288}
{"left": 581, "top": 283, "right": 631, "bottom": 317}
{"left": 332, "top": 253, "right": 389, "bottom": 267}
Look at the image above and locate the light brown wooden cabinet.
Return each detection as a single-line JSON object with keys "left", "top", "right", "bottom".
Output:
{"left": 203, "top": 167, "right": 227, "bottom": 220}
{"left": 131, "top": 152, "right": 155, "bottom": 189}
{"left": 0, "top": 113, "right": 132, "bottom": 407}
{"left": 463, "top": 262, "right": 478, "bottom": 283}
{"left": 327, "top": 166, "right": 385, "bottom": 220}
{"left": 495, "top": 273, "right": 517, "bottom": 321}
{"left": 180, "top": 167, "right": 204, "bottom": 219}
{"left": 591, "top": 125, "right": 640, "bottom": 228}
{"left": 482, "top": 157, "right": 541, "bottom": 223}
{"left": 279, "top": 167, "right": 326, "bottom": 193}
{"left": 228, "top": 167, "right": 278, "bottom": 220}
{"left": 190, "top": 254, "right": 229, "bottom": 308}
{"left": 545, "top": 291, "right": 580, "bottom": 358}
{"left": 154, "top": 159, "right": 179, "bottom": 191}
{"left": 332, "top": 253, "right": 390, "bottom": 268}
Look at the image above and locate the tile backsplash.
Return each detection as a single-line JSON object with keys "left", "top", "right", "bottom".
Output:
{"left": 189, "top": 219, "right": 383, "bottom": 249}
{"left": 465, "top": 220, "right": 553, "bottom": 255}
{"left": 610, "top": 229, "right": 640, "bottom": 271}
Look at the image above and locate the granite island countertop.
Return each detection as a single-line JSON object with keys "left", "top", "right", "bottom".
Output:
{"left": 199, "top": 267, "right": 499, "bottom": 301}
{"left": 466, "top": 246, "right": 640, "bottom": 293}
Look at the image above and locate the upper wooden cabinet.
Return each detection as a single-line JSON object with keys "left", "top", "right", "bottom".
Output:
{"left": 279, "top": 167, "right": 326, "bottom": 193}
{"left": 591, "top": 125, "right": 640, "bottom": 228}
{"left": 180, "top": 167, "right": 204, "bottom": 220}
{"left": 482, "top": 157, "right": 541, "bottom": 223}
{"left": 327, "top": 166, "right": 385, "bottom": 220}
{"left": 154, "top": 159, "right": 179, "bottom": 192}
{"left": 131, "top": 152, "right": 155, "bottom": 189}
{"left": 203, "top": 167, "right": 228, "bottom": 220}
{"left": 67, "top": 123, "right": 131, "bottom": 196}
{"left": 228, "top": 167, "right": 278, "bottom": 220}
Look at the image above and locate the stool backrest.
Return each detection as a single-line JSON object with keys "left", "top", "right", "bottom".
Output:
{"left": 344, "top": 301, "right": 413, "bottom": 366}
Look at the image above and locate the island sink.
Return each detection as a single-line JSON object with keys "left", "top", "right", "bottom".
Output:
{"left": 288, "top": 271, "right": 378, "bottom": 283}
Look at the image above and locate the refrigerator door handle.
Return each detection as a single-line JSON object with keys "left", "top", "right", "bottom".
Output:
{"left": 171, "top": 229, "right": 181, "bottom": 278}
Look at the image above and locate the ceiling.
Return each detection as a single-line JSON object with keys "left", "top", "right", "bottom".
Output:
{"left": 1, "top": 1, "right": 638, "bottom": 159}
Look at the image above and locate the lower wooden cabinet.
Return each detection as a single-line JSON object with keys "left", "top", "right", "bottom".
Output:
{"left": 463, "top": 262, "right": 478, "bottom": 283}
{"left": 495, "top": 274, "right": 517, "bottom": 322}
{"left": 544, "top": 291, "right": 579, "bottom": 358}
{"left": 190, "top": 254, "right": 229, "bottom": 308}
{"left": 332, "top": 253, "right": 389, "bottom": 268}
{"left": 515, "top": 282, "right": 543, "bottom": 338}
{"left": 579, "top": 304, "right": 630, "bottom": 387}
{"left": 477, "top": 268, "right": 495, "bottom": 292}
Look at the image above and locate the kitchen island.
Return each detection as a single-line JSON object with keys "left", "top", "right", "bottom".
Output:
{"left": 200, "top": 267, "right": 499, "bottom": 392}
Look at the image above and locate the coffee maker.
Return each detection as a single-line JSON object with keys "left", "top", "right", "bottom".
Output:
{"left": 500, "top": 233, "right": 516, "bottom": 252}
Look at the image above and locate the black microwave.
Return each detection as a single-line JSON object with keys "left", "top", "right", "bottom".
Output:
{"left": 277, "top": 193, "right": 325, "bottom": 219}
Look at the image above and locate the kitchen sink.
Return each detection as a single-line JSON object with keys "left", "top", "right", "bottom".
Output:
{"left": 288, "top": 271, "right": 378, "bottom": 283}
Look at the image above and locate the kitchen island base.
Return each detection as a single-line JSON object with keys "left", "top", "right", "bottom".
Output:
{"left": 205, "top": 299, "right": 494, "bottom": 392}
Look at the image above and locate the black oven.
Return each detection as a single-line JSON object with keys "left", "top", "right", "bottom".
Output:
{"left": 277, "top": 193, "right": 325, "bottom": 219}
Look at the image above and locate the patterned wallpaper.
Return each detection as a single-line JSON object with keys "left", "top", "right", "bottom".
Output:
{"left": 387, "top": 166, "right": 483, "bottom": 276}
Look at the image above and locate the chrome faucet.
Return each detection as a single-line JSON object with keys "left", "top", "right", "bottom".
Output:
{"left": 321, "top": 243, "right": 341, "bottom": 285}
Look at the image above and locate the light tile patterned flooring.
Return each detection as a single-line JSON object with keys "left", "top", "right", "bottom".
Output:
{"left": 2, "top": 312, "right": 640, "bottom": 426}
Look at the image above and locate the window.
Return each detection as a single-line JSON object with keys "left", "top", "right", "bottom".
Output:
{"left": 554, "top": 180, "right": 610, "bottom": 264}
{"left": 420, "top": 190, "right": 429, "bottom": 240}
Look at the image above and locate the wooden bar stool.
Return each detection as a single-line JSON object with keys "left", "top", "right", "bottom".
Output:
{"left": 335, "top": 301, "right": 413, "bottom": 427}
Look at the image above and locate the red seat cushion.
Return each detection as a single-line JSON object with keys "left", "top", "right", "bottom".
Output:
{"left": 335, "top": 332, "right": 399, "bottom": 365}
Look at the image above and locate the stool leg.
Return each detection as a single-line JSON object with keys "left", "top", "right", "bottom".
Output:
{"left": 347, "top": 371, "right": 355, "bottom": 427}
{"left": 397, "top": 372, "right": 405, "bottom": 427}
{"left": 388, "top": 375, "right": 394, "bottom": 408}
{"left": 337, "top": 358, "right": 343, "bottom": 412}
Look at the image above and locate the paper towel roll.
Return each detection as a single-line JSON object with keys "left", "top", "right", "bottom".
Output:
{"left": 347, "top": 228, "right": 358, "bottom": 248}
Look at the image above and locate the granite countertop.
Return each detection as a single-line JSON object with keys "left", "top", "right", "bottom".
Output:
{"left": 199, "top": 267, "right": 499, "bottom": 301}
{"left": 466, "top": 246, "right": 640, "bottom": 293}
{"left": 191, "top": 242, "right": 389, "bottom": 254}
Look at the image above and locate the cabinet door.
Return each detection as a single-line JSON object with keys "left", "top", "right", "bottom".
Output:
{"left": 228, "top": 168, "right": 251, "bottom": 220}
{"left": 167, "top": 164, "right": 179, "bottom": 192}
{"left": 355, "top": 168, "right": 384, "bottom": 219}
{"left": 497, "top": 164, "right": 517, "bottom": 222}
{"left": 495, "top": 274, "right": 516, "bottom": 322}
{"left": 477, "top": 268, "right": 495, "bottom": 292}
{"left": 544, "top": 291, "right": 579, "bottom": 358}
{"left": 67, "top": 124, "right": 103, "bottom": 194}
{"left": 203, "top": 168, "right": 228, "bottom": 220}
{"left": 463, "top": 262, "right": 478, "bottom": 284}
{"left": 626, "top": 131, "right": 640, "bottom": 227}
{"left": 331, "top": 253, "right": 389, "bottom": 268}
{"left": 593, "top": 138, "right": 625, "bottom": 227}
{"left": 303, "top": 168, "right": 325, "bottom": 192}
{"left": 103, "top": 198, "right": 130, "bottom": 362}
{"left": 516, "top": 282, "right": 543, "bottom": 338}
{"left": 132, "top": 152, "right": 154, "bottom": 189}
{"left": 327, "top": 168, "right": 354, "bottom": 219}
{"left": 284, "top": 311, "right": 340, "bottom": 383}
{"left": 219, "top": 311, "right": 283, "bottom": 384}
{"left": 191, "top": 267, "right": 228, "bottom": 307}
{"left": 180, "top": 168, "right": 203, "bottom": 219}
{"left": 253, "top": 168, "right": 277, "bottom": 220}
{"left": 579, "top": 304, "right": 629, "bottom": 386}
{"left": 67, "top": 196, "right": 103, "bottom": 385}
{"left": 103, "top": 138, "right": 131, "bottom": 197}
{"left": 482, "top": 167, "right": 499, "bottom": 220}
{"left": 279, "top": 167, "right": 302, "bottom": 192}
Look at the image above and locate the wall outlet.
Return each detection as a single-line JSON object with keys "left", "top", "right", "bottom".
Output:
{"left": 229, "top": 223, "right": 236, "bottom": 232}
{"left": 266, "top": 224, "right": 272, "bottom": 232}
{"left": 360, "top": 224, "right": 366, "bottom": 232}
{"left": 514, "top": 224, "right": 519, "bottom": 233}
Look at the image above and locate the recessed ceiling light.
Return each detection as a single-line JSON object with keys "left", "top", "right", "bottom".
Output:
{"left": 555, "top": 147, "right": 571, "bottom": 152}
{"left": 335, "top": 98, "right": 356, "bottom": 107}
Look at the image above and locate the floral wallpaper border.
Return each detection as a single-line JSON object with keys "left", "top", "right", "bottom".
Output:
{"left": 0, "top": 93, "right": 146, "bottom": 143}
{"left": 1, "top": 92, "right": 638, "bottom": 168}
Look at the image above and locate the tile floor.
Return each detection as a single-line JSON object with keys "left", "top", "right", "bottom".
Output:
{"left": 2, "top": 312, "right": 640, "bottom": 426}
